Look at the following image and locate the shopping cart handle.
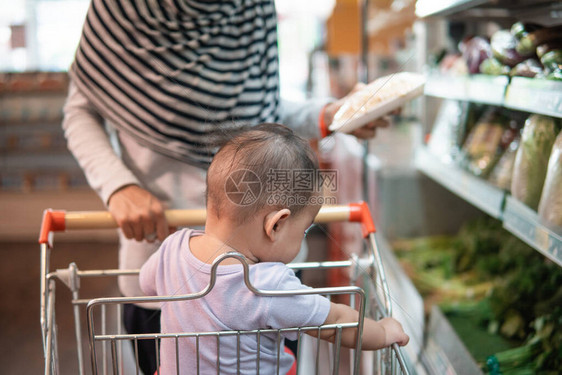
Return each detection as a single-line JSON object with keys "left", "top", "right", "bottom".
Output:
{"left": 39, "top": 202, "right": 377, "bottom": 244}
{"left": 349, "top": 201, "right": 377, "bottom": 238}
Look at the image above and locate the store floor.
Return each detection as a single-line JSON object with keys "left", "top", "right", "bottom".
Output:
{"left": 1, "top": 240, "right": 120, "bottom": 374}
{"left": 1, "top": 230, "right": 329, "bottom": 374}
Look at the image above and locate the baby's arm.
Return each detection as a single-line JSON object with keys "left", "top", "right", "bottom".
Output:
{"left": 309, "top": 301, "right": 409, "bottom": 350}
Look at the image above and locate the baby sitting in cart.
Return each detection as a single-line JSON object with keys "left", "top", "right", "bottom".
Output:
{"left": 139, "top": 123, "right": 409, "bottom": 374}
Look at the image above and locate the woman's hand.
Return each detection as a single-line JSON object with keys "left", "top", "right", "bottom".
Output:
{"left": 322, "top": 82, "right": 395, "bottom": 139}
{"left": 107, "top": 185, "right": 170, "bottom": 242}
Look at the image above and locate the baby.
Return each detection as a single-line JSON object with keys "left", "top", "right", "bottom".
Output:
{"left": 139, "top": 123, "right": 409, "bottom": 374}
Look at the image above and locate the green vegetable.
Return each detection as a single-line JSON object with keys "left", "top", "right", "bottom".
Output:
{"left": 397, "top": 216, "right": 562, "bottom": 373}
{"left": 509, "top": 59, "right": 543, "bottom": 78}
{"left": 480, "top": 58, "right": 511, "bottom": 75}
{"left": 516, "top": 26, "right": 562, "bottom": 56}
{"left": 546, "top": 69, "right": 562, "bottom": 81}
{"left": 487, "top": 342, "right": 541, "bottom": 373}
{"left": 510, "top": 22, "right": 543, "bottom": 40}
{"left": 540, "top": 50, "right": 562, "bottom": 71}
{"left": 536, "top": 41, "right": 562, "bottom": 58}
{"left": 511, "top": 114, "right": 559, "bottom": 210}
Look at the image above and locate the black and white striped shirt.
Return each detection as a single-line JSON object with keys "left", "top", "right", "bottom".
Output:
{"left": 70, "top": 0, "right": 280, "bottom": 167}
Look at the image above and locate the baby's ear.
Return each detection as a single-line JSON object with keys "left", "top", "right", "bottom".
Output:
{"left": 263, "top": 209, "right": 291, "bottom": 242}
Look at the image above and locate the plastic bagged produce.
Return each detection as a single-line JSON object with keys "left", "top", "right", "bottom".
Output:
{"left": 509, "top": 59, "right": 544, "bottom": 78}
{"left": 488, "top": 136, "right": 520, "bottom": 191}
{"left": 517, "top": 25, "right": 562, "bottom": 57}
{"left": 510, "top": 22, "right": 543, "bottom": 41}
{"left": 491, "top": 30, "right": 525, "bottom": 67}
{"left": 461, "top": 108, "right": 508, "bottom": 177}
{"left": 459, "top": 36, "right": 492, "bottom": 74}
{"left": 427, "top": 100, "right": 470, "bottom": 164}
{"left": 538, "top": 130, "right": 562, "bottom": 227}
{"left": 511, "top": 114, "right": 559, "bottom": 210}
{"left": 479, "top": 57, "right": 510, "bottom": 76}
{"left": 540, "top": 49, "right": 562, "bottom": 72}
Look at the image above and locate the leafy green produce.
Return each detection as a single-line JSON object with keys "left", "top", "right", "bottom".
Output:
{"left": 394, "top": 216, "right": 562, "bottom": 372}
{"left": 511, "top": 114, "right": 559, "bottom": 210}
{"left": 486, "top": 342, "right": 541, "bottom": 374}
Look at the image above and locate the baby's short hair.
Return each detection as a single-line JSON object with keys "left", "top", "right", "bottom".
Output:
{"left": 206, "top": 123, "right": 320, "bottom": 222}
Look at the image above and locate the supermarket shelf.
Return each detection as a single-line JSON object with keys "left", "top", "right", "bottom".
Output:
{"left": 466, "top": 75, "right": 508, "bottom": 105}
{"left": 422, "top": 305, "right": 483, "bottom": 375}
{"left": 424, "top": 75, "right": 468, "bottom": 101}
{"left": 415, "top": 148, "right": 562, "bottom": 267}
{"left": 416, "top": 0, "right": 561, "bottom": 23}
{"left": 426, "top": 74, "right": 562, "bottom": 118}
{"left": 504, "top": 77, "right": 562, "bottom": 119}
{"left": 424, "top": 74, "right": 508, "bottom": 106}
{"left": 503, "top": 196, "right": 562, "bottom": 267}
{"left": 415, "top": 147, "right": 505, "bottom": 219}
{"left": 415, "top": 0, "right": 489, "bottom": 18}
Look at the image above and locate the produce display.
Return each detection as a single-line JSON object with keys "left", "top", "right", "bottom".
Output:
{"left": 459, "top": 108, "right": 517, "bottom": 178}
{"left": 394, "top": 218, "right": 562, "bottom": 374}
{"left": 428, "top": 100, "right": 561, "bottom": 223}
{"left": 511, "top": 115, "right": 559, "bottom": 210}
{"left": 487, "top": 136, "right": 519, "bottom": 191}
{"left": 538, "top": 131, "right": 562, "bottom": 227}
{"left": 433, "top": 22, "right": 562, "bottom": 80}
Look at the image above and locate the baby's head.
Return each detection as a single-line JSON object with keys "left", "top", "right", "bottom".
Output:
{"left": 206, "top": 123, "right": 322, "bottom": 263}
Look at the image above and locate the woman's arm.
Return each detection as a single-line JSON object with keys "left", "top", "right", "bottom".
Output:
{"left": 308, "top": 301, "right": 409, "bottom": 350}
{"left": 62, "top": 81, "right": 168, "bottom": 242}
{"left": 62, "top": 81, "right": 140, "bottom": 204}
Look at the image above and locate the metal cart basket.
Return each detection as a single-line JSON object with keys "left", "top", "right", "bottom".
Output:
{"left": 39, "top": 202, "right": 410, "bottom": 374}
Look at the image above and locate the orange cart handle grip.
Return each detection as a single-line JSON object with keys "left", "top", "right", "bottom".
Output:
{"left": 39, "top": 202, "right": 376, "bottom": 244}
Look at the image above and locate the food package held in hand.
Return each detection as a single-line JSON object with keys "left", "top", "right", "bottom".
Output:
{"left": 329, "top": 72, "right": 425, "bottom": 134}
{"left": 538, "top": 130, "right": 562, "bottom": 227}
{"left": 511, "top": 114, "right": 559, "bottom": 211}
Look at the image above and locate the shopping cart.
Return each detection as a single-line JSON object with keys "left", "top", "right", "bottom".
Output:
{"left": 39, "top": 202, "right": 410, "bottom": 375}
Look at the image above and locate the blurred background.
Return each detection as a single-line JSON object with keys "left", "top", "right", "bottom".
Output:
{"left": 2, "top": 0, "right": 562, "bottom": 374}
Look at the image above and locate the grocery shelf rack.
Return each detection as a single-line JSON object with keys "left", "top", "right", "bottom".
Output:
{"left": 424, "top": 74, "right": 562, "bottom": 119}
{"left": 416, "top": 147, "right": 562, "bottom": 268}
{"left": 415, "top": 148, "right": 505, "bottom": 220}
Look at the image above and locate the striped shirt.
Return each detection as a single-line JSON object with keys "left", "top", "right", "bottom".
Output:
{"left": 70, "top": 0, "right": 280, "bottom": 167}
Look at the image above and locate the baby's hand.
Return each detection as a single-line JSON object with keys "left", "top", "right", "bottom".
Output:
{"left": 380, "top": 317, "right": 409, "bottom": 347}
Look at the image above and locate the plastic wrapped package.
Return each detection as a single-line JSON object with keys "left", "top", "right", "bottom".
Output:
{"left": 491, "top": 30, "right": 525, "bottom": 67}
{"left": 488, "top": 136, "right": 520, "bottom": 191}
{"left": 479, "top": 58, "right": 510, "bottom": 75}
{"left": 511, "top": 115, "right": 559, "bottom": 210}
{"left": 538, "top": 131, "right": 562, "bottom": 227}
{"left": 460, "top": 108, "right": 508, "bottom": 177}
{"left": 427, "top": 100, "right": 470, "bottom": 164}
{"left": 459, "top": 36, "right": 492, "bottom": 74}
{"left": 509, "top": 59, "right": 544, "bottom": 78}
